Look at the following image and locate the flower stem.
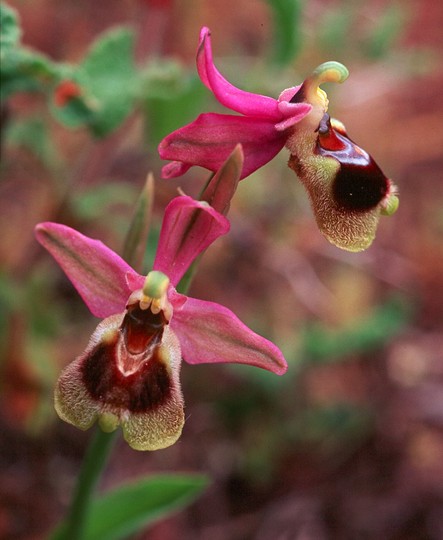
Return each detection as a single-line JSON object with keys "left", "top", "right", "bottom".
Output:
{"left": 54, "top": 180, "right": 152, "bottom": 539}
{"left": 61, "top": 428, "right": 117, "bottom": 540}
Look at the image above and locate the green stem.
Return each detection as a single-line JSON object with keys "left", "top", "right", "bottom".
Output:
{"left": 61, "top": 428, "right": 117, "bottom": 540}
{"left": 53, "top": 180, "right": 153, "bottom": 539}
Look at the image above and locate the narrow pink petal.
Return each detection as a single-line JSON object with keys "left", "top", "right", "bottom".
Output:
{"left": 153, "top": 196, "right": 230, "bottom": 286}
{"left": 158, "top": 113, "right": 286, "bottom": 179}
{"left": 197, "top": 27, "right": 280, "bottom": 120}
{"left": 35, "top": 222, "right": 139, "bottom": 318}
{"left": 275, "top": 110, "right": 312, "bottom": 131}
{"left": 170, "top": 293, "right": 287, "bottom": 375}
{"left": 278, "top": 85, "right": 302, "bottom": 102}
{"left": 161, "top": 161, "right": 191, "bottom": 179}
{"left": 196, "top": 28, "right": 213, "bottom": 89}
{"left": 125, "top": 271, "right": 145, "bottom": 292}
{"left": 275, "top": 101, "right": 312, "bottom": 131}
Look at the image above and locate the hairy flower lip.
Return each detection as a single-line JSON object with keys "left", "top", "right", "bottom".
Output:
{"left": 81, "top": 324, "right": 172, "bottom": 413}
{"left": 54, "top": 317, "right": 185, "bottom": 451}
{"left": 287, "top": 111, "right": 398, "bottom": 252}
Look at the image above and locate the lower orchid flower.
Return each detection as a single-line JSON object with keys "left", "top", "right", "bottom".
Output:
{"left": 35, "top": 196, "right": 286, "bottom": 451}
{"left": 159, "top": 27, "right": 398, "bottom": 252}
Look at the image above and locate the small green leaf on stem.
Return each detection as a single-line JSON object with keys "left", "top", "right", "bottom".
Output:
{"left": 0, "top": 2, "right": 21, "bottom": 53}
{"left": 122, "top": 174, "right": 154, "bottom": 271}
{"left": 50, "top": 27, "right": 137, "bottom": 136}
{"left": 200, "top": 144, "right": 244, "bottom": 215}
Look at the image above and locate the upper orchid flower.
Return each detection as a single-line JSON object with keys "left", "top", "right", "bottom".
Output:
{"left": 35, "top": 196, "right": 286, "bottom": 451}
{"left": 159, "top": 26, "right": 312, "bottom": 180}
{"left": 287, "top": 111, "right": 398, "bottom": 251}
{"left": 159, "top": 27, "right": 398, "bottom": 252}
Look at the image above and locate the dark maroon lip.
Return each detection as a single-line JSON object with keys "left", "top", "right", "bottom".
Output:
{"left": 81, "top": 304, "right": 172, "bottom": 414}
{"left": 316, "top": 114, "right": 389, "bottom": 212}
{"left": 81, "top": 337, "right": 172, "bottom": 413}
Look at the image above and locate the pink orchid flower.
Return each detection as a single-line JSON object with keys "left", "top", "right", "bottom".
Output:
{"left": 159, "top": 27, "right": 399, "bottom": 252}
{"left": 35, "top": 196, "right": 286, "bottom": 451}
{"left": 158, "top": 26, "right": 312, "bottom": 180}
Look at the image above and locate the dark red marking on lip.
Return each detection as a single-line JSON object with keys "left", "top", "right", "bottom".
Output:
{"left": 82, "top": 338, "right": 172, "bottom": 413}
{"left": 316, "top": 114, "right": 389, "bottom": 212}
{"left": 81, "top": 304, "right": 171, "bottom": 413}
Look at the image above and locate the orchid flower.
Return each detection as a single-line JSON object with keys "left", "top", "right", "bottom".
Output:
{"left": 35, "top": 196, "right": 286, "bottom": 451}
{"left": 159, "top": 27, "right": 398, "bottom": 252}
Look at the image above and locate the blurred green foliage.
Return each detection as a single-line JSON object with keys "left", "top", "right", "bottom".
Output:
{"left": 266, "top": 0, "right": 304, "bottom": 66}
{"left": 299, "top": 295, "right": 411, "bottom": 365}
{"left": 142, "top": 61, "right": 210, "bottom": 145}
{"left": 1, "top": 3, "right": 53, "bottom": 99}
{"left": 0, "top": 3, "right": 207, "bottom": 140}
{"left": 5, "top": 116, "right": 58, "bottom": 169}
{"left": 49, "top": 28, "right": 137, "bottom": 136}
{"left": 70, "top": 183, "right": 140, "bottom": 222}
{"left": 315, "top": 0, "right": 407, "bottom": 61}
{"left": 51, "top": 474, "right": 209, "bottom": 540}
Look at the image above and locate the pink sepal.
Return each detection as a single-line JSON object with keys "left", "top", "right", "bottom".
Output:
{"left": 159, "top": 113, "right": 286, "bottom": 179}
{"left": 170, "top": 293, "right": 288, "bottom": 375}
{"left": 35, "top": 222, "right": 139, "bottom": 318}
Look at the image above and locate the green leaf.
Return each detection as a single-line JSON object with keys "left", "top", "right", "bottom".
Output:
{"left": 0, "top": 2, "right": 21, "bottom": 54}
{"left": 299, "top": 295, "right": 412, "bottom": 365}
{"left": 49, "top": 88, "right": 96, "bottom": 129}
{"left": 0, "top": 3, "right": 60, "bottom": 102}
{"left": 1, "top": 45, "right": 58, "bottom": 102}
{"left": 51, "top": 474, "right": 209, "bottom": 540}
{"left": 50, "top": 28, "right": 137, "bottom": 136}
{"left": 142, "top": 60, "right": 209, "bottom": 144}
{"left": 266, "top": 0, "right": 304, "bottom": 66}
{"left": 80, "top": 27, "right": 137, "bottom": 137}
{"left": 122, "top": 174, "right": 154, "bottom": 272}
